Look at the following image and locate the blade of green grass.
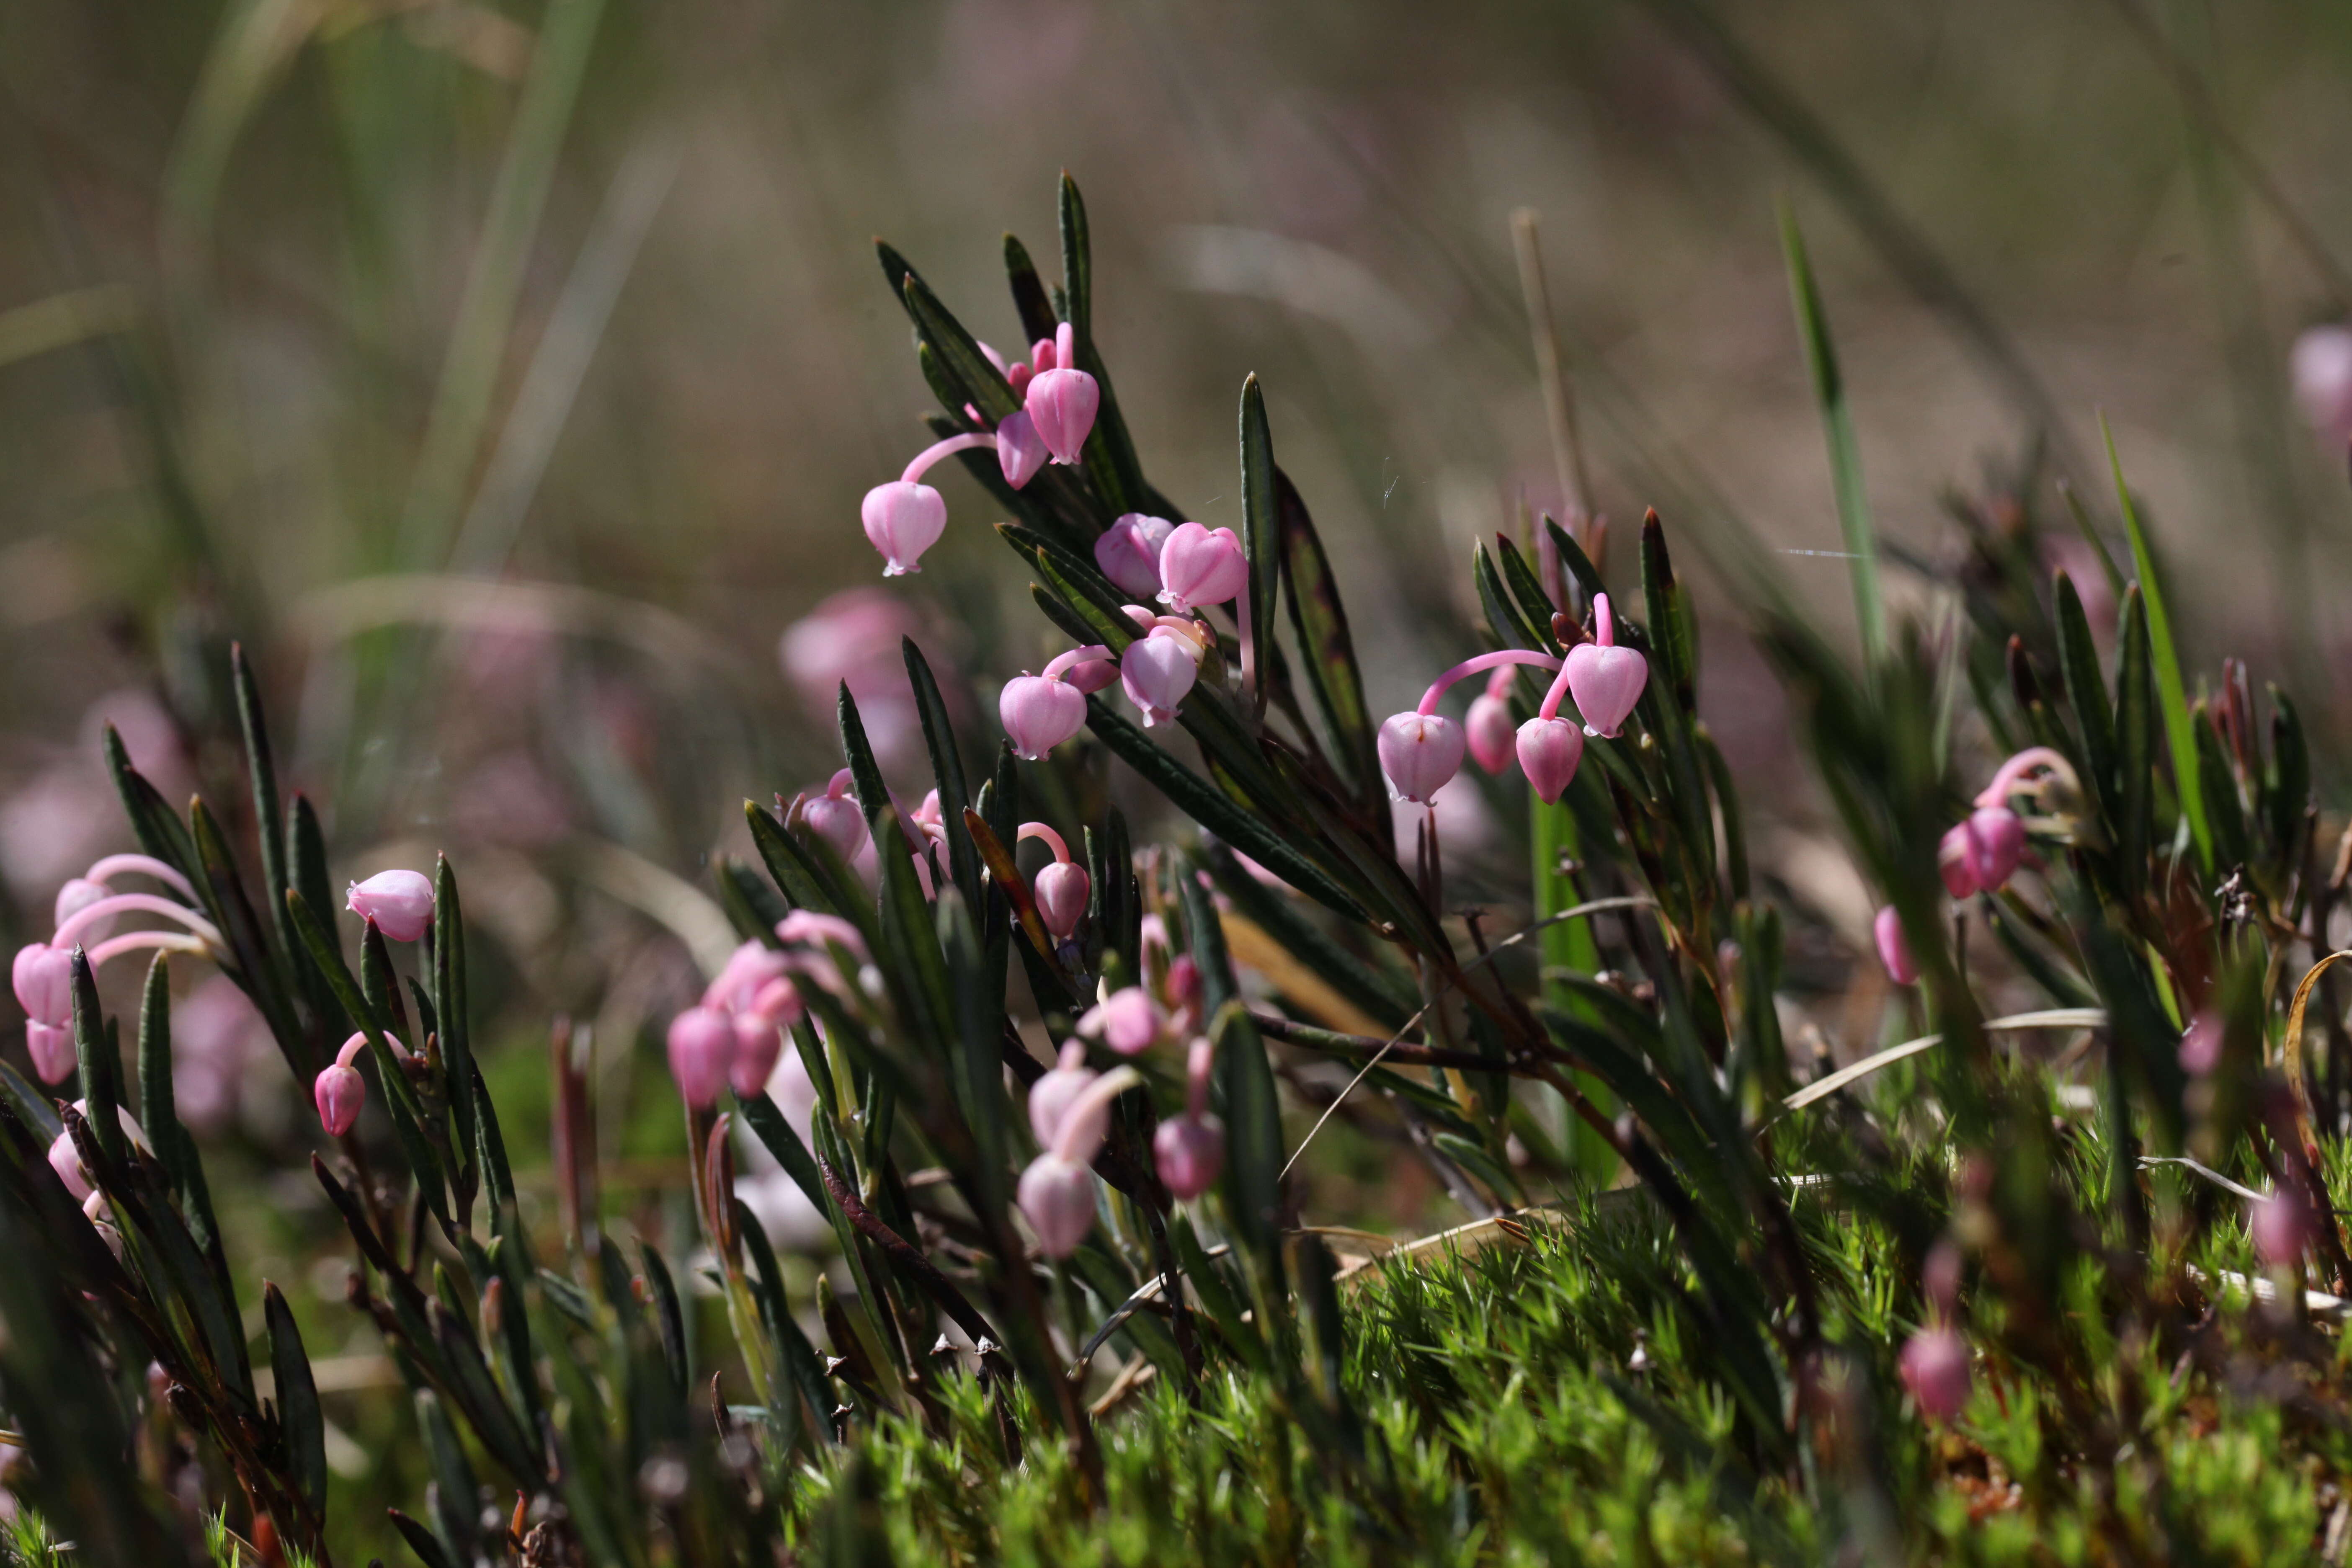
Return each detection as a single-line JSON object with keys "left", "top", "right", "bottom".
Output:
{"left": 2103, "top": 416, "right": 2210, "bottom": 872}
{"left": 1778, "top": 201, "right": 1883, "bottom": 667}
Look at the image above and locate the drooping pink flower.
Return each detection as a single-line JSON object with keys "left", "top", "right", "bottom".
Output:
{"left": 799, "top": 770, "right": 869, "bottom": 862}
{"left": 1034, "top": 861, "right": 1091, "bottom": 940}
{"left": 705, "top": 941, "right": 792, "bottom": 1016}
{"left": 1165, "top": 954, "right": 1203, "bottom": 1036}
{"left": 12, "top": 944, "right": 73, "bottom": 1027}
{"left": 1875, "top": 905, "right": 1919, "bottom": 986}
{"left": 1079, "top": 985, "right": 1163, "bottom": 1057}
{"left": 1122, "top": 627, "right": 1204, "bottom": 728}
{"left": 2252, "top": 1187, "right": 2315, "bottom": 1268}
{"left": 314, "top": 1033, "right": 369, "bottom": 1137}
{"left": 994, "top": 410, "right": 1048, "bottom": 489}
{"left": 1563, "top": 594, "right": 1647, "bottom": 739}
{"left": 1016, "top": 1065, "right": 1139, "bottom": 1257}
{"left": 25, "top": 1021, "right": 72, "bottom": 1085}
{"left": 1024, "top": 325, "right": 1099, "bottom": 465}
{"left": 1096, "top": 514, "right": 1177, "bottom": 599}
{"left": 48, "top": 1128, "right": 91, "bottom": 1202}
{"left": 1154, "top": 1038, "right": 1224, "bottom": 1200}
{"left": 1027, "top": 1040, "right": 1094, "bottom": 1148}
{"left": 346, "top": 870, "right": 435, "bottom": 943}
{"left": 1378, "top": 712, "right": 1465, "bottom": 805}
{"left": 1156, "top": 523, "right": 1249, "bottom": 614}
{"left": 860, "top": 481, "right": 948, "bottom": 576}
{"left": 729, "top": 1014, "right": 784, "bottom": 1099}
{"left": 1001, "top": 675, "right": 1089, "bottom": 761}
{"left": 2293, "top": 325, "right": 2352, "bottom": 451}
{"left": 1514, "top": 715, "right": 1583, "bottom": 804}
{"left": 1939, "top": 807, "right": 2025, "bottom": 899}
{"left": 1898, "top": 1326, "right": 1972, "bottom": 1421}
{"left": 666, "top": 1006, "right": 737, "bottom": 1110}
{"left": 1465, "top": 667, "right": 1518, "bottom": 775}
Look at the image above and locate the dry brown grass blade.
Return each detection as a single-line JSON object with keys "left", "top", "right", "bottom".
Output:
{"left": 2281, "top": 952, "right": 2352, "bottom": 1163}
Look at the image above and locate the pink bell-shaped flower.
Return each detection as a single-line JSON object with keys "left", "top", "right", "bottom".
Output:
{"left": 800, "top": 770, "right": 869, "bottom": 862}
{"left": 1898, "top": 1326, "right": 1972, "bottom": 1421}
{"left": 1000, "top": 675, "right": 1088, "bottom": 761}
{"left": 1465, "top": 667, "right": 1518, "bottom": 775}
{"left": 1016, "top": 1065, "right": 1139, "bottom": 1257}
{"left": 994, "top": 410, "right": 1048, "bottom": 489}
{"left": 1096, "top": 513, "right": 1176, "bottom": 599}
{"left": 861, "top": 481, "right": 948, "bottom": 576}
{"left": 1563, "top": 594, "right": 1647, "bottom": 739}
{"left": 346, "top": 869, "right": 435, "bottom": 943}
{"left": 1024, "top": 325, "right": 1099, "bottom": 465}
{"left": 1122, "top": 628, "right": 1203, "bottom": 728}
{"left": 1156, "top": 523, "right": 1249, "bottom": 614}
{"left": 729, "top": 1014, "right": 784, "bottom": 1099}
{"left": 1034, "top": 861, "right": 1091, "bottom": 939}
{"left": 25, "top": 1021, "right": 73, "bottom": 1085}
{"left": 1153, "top": 1038, "right": 1224, "bottom": 1200}
{"left": 2252, "top": 1187, "right": 2315, "bottom": 1267}
{"left": 48, "top": 1128, "right": 91, "bottom": 1202}
{"left": 1964, "top": 807, "right": 2025, "bottom": 891}
{"left": 1875, "top": 905, "right": 1919, "bottom": 986}
{"left": 314, "top": 1032, "right": 369, "bottom": 1137}
{"left": 1079, "top": 985, "right": 1163, "bottom": 1057}
{"left": 1027, "top": 1040, "right": 1094, "bottom": 1148}
{"left": 13, "top": 943, "right": 73, "bottom": 1027}
{"left": 666, "top": 1006, "right": 737, "bottom": 1110}
{"left": 1378, "top": 712, "right": 1465, "bottom": 805}
{"left": 1514, "top": 717, "right": 1583, "bottom": 804}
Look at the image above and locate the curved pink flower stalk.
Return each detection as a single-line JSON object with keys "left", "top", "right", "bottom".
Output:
{"left": 1379, "top": 649, "right": 1564, "bottom": 805}
{"left": 81, "top": 854, "right": 200, "bottom": 905}
{"left": 1019, "top": 823, "right": 1091, "bottom": 939}
{"left": 1465, "top": 666, "right": 1519, "bottom": 775}
{"left": 1016, "top": 1065, "right": 1140, "bottom": 1257}
{"left": 999, "top": 646, "right": 1115, "bottom": 761}
{"left": 314, "top": 1032, "right": 370, "bottom": 1137}
{"left": 52, "top": 893, "right": 223, "bottom": 954}
{"left": 1973, "top": 748, "right": 2077, "bottom": 812}
{"left": 1564, "top": 593, "right": 1647, "bottom": 739}
{"left": 1153, "top": 1037, "right": 1224, "bottom": 1200}
{"left": 53, "top": 879, "right": 114, "bottom": 943}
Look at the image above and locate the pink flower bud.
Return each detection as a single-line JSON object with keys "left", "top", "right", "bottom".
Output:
{"left": 1875, "top": 905, "right": 1919, "bottom": 986}
{"left": 1513, "top": 716, "right": 1584, "bottom": 803}
{"left": 1122, "top": 630, "right": 1202, "bottom": 728}
{"left": 861, "top": 480, "right": 948, "bottom": 576}
{"left": 2252, "top": 1188, "right": 2315, "bottom": 1267}
{"left": 2179, "top": 1012, "right": 2223, "bottom": 1076}
{"left": 1563, "top": 639, "right": 1647, "bottom": 739}
{"left": 995, "top": 410, "right": 1047, "bottom": 489}
{"left": 1378, "top": 712, "right": 1465, "bottom": 805}
{"left": 1922, "top": 1241, "right": 1963, "bottom": 1319}
{"left": 1025, "top": 366, "right": 1099, "bottom": 466}
{"left": 1937, "top": 823, "right": 1980, "bottom": 898}
{"left": 1963, "top": 807, "right": 2025, "bottom": 892}
{"left": 1465, "top": 691, "right": 1516, "bottom": 775}
{"left": 1166, "top": 955, "right": 1203, "bottom": 1034}
{"left": 314, "top": 1061, "right": 366, "bottom": 1137}
{"left": 1155, "top": 523, "right": 1249, "bottom": 614}
{"left": 1033, "top": 861, "right": 1091, "bottom": 939}
{"left": 1000, "top": 675, "right": 1089, "bottom": 761}
{"left": 1155, "top": 1114, "right": 1225, "bottom": 1200}
{"left": 748, "top": 977, "right": 802, "bottom": 1028}
{"left": 1898, "top": 1326, "right": 1971, "bottom": 1421}
{"left": 1028, "top": 1041, "right": 1093, "bottom": 1148}
{"left": 25, "top": 1021, "right": 73, "bottom": 1084}
{"left": 1080, "top": 986, "right": 1163, "bottom": 1056}
{"left": 345, "top": 869, "right": 435, "bottom": 942}
{"left": 47, "top": 1129, "right": 90, "bottom": 1202}
{"left": 2293, "top": 325, "right": 2352, "bottom": 450}
{"left": 729, "top": 1013, "right": 784, "bottom": 1099}
{"left": 13, "top": 944, "right": 73, "bottom": 1027}
{"left": 666, "top": 1006, "right": 737, "bottom": 1109}
{"left": 706, "top": 941, "right": 791, "bottom": 1015}
{"left": 54, "top": 879, "right": 114, "bottom": 944}
{"left": 1017, "top": 1153, "right": 1098, "bottom": 1257}
{"left": 1096, "top": 514, "right": 1176, "bottom": 598}
{"left": 801, "top": 770, "right": 869, "bottom": 862}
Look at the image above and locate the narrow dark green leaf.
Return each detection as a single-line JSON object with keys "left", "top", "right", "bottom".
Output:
{"left": 904, "top": 639, "right": 982, "bottom": 912}
{"left": 937, "top": 889, "right": 1009, "bottom": 1202}
{"left": 286, "top": 793, "right": 346, "bottom": 1044}
{"left": 745, "top": 800, "right": 842, "bottom": 918}
{"left": 2115, "top": 587, "right": 2155, "bottom": 899}
{"left": 1475, "top": 541, "right": 1545, "bottom": 652}
{"left": 263, "top": 1282, "right": 328, "bottom": 1519}
{"left": 1179, "top": 861, "right": 1284, "bottom": 1277}
{"left": 0, "top": 1060, "right": 61, "bottom": 1140}
{"left": 101, "top": 725, "right": 201, "bottom": 888}
{"left": 1697, "top": 728, "right": 1751, "bottom": 903}
{"left": 1238, "top": 375, "right": 1279, "bottom": 717}
{"left": 69, "top": 952, "right": 121, "bottom": 1160}
{"left": 999, "top": 523, "right": 1139, "bottom": 650}
{"left": 1201, "top": 840, "right": 1414, "bottom": 1026}
{"left": 2107, "top": 418, "right": 2208, "bottom": 870}
{"left": 1277, "top": 469, "right": 1379, "bottom": 809}
{"left": 1640, "top": 511, "right": 1699, "bottom": 713}
{"left": 900, "top": 271, "right": 1021, "bottom": 423}
{"left": 191, "top": 799, "right": 308, "bottom": 1074}
{"left": 732, "top": 1198, "right": 831, "bottom": 1447}
{"left": 1779, "top": 201, "right": 1883, "bottom": 663}
{"left": 717, "top": 856, "right": 790, "bottom": 940}
{"left": 433, "top": 858, "right": 478, "bottom": 1198}
{"left": 2052, "top": 570, "right": 2116, "bottom": 820}
{"left": 1083, "top": 696, "right": 1368, "bottom": 923}
{"left": 2269, "top": 687, "right": 2310, "bottom": 864}
{"left": 2194, "top": 712, "right": 2250, "bottom": 875}
{"left": 1494, "top": 533, "right": 1563, "bottom": 655}
{"left": 1544, "top": 516, "right": 1606, "bottom": 604}
{"left": 1004, "top": 232, "right": 1059, "bottom": 344}
{"left": 230, "top": 645, "right": 291, "bottom": 954}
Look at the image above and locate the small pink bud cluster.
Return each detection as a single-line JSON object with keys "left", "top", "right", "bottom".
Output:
{"left": 861, "top": 324, "right": 1099, "bottom": 577}
{"left": 1880, "top": 748, "right": 2071, "bottom": 987}
{"left": 1378, "top": 594, "right": 1647, "bottom": 807}
{"left": 667, "top": 938, "right": 813, "bottom": 1110}
{"left": 1018, "top": 1063, "right": 1141, "bottom": 1256}
{"left": 13, "top": 854, "right": 224, "bottom": 1084}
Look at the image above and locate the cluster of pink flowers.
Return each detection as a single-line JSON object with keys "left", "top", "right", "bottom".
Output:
{"left": 12, "top": 854, "right": 227, "bottom": 1084}
{"left": 997, "top": 520, "right": 1254, "bottom": 759}
{"left": 299, "top": 869, "right": 439, "bottom": 1135}
{"left": 1017, "top": 933, "right": 1219, "bottom": 1258}
{"left": 663, "top": 919, "right": 849, "bottom": 1111}
{"left": 1377, "top": 592, "right": 1650, "bottom": 807}
{"left": 860, "top": 325, "right": 1097, "bottom": 577}
{"left": 1874, "top": 748, "right": 2068, "bottom": 986}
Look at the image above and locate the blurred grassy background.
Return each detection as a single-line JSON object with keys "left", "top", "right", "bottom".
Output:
{"left": 5, "top": 0, "right": 2352, "bottom": 1194}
